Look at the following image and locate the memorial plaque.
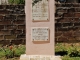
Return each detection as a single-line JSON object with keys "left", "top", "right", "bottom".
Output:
{"left": 32, "top": 0, "right": 49, "bottom": 21}
{"left": 32, "top": 27, "right": 49, "bottom": 41}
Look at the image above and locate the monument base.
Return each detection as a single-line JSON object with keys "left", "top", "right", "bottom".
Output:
{"left": 20, "top": 54, "right": 62, "bottom": 60}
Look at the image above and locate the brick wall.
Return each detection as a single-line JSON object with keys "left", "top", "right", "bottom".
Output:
{"left": 1, "top": 3, "right": 80, "bottom": 45}
{"left": 55, "top": 3, "right": 80, "bottom": 43}
{"left": 0, "top": 5, "right": 25, "bottom": 45}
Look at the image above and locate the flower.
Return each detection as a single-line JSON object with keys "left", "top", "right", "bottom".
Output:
{"left": 9, "top": 46, "right": 13, "bottom": 50}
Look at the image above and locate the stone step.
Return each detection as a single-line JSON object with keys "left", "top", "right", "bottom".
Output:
{"left": 20, "top": 54, "right": 62, "bottom": 60}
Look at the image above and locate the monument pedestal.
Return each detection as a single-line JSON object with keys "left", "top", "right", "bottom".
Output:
{"left": 22, "top": 0, "right": 58, "bottom": 60}
{"left": 20, "top": 54, "right": 61, "bottom": 60}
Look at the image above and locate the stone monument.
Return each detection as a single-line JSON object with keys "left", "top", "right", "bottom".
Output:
{"left": 20, "top": 0, "right": 61, "bottom": 60}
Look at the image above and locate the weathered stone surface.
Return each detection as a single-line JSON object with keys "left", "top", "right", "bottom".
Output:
{"left": 32, "top": 27, "right": 49, "bottom": 41}
{"left": 20, "top": 54, "right": 62, "bottom": 60}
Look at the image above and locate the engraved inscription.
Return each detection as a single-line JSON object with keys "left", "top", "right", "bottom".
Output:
{"left": 32, "top": 27, "right": 49, "bottom": 41}
{"left": 32, "top": 0, "right": 49, "bottom": 21}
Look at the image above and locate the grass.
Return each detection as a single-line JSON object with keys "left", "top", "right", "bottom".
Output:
{"left": 62, "top": 55, "right": 80, "bottom": 60}
{"left": 55, "top": 43, "right": 80, "bottom": 60}
{"left": 0, "top": 44, "right": 26, "bottom": 60}
{"left": 0, "top": 49, "right": 5, "bottom": 58}
{"left": 0, "top": 43, "right": 80, "bottom": 60}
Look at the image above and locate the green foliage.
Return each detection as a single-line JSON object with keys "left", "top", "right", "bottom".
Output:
{"left": 55, "top": 43, "right": 80, "bottom": 60}
{"left": 69, "top": 50, "right": 78, "bottom": 57}
{"left": 55, "top": 43, "right": 67, "bottom": 52}
{"left": 14, "top": 45, "right": 25, "bottom": 57}
{"left": 8, "top": 0, "right": 25, "bottom": 4}
{"left": 5, "top": 49, "right": 14, "bottom": 58}
{"left": 8, "top": 0, "right": 14, "bottom": 4}
{"left": 14, "top": 0, "right": 20, "bottom": 4}
{"left": 62, "top": 56, "right": 80, "bottom": 60}
{"left": 0, "top": 49, "right": 5, "bottom": 58}
{"left": 19, "top": 0, "right": 25, "bottom": 4}
{"left": 0, "top": 45, "right": 25, "bottom": 59}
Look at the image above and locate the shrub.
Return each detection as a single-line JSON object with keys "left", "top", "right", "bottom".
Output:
{"left": 14, "top": 0, "right": 20, "bottom": 4}
{"left": 0, "top": 49, "right": 5, "bottom": 58}
{"left": 8, "top": 0, "right": 25, "bottom": 4}
{"left": 5, "top": 49, "right": 14, "bottom": 58}
{"left": 8, "top": 0, "right": 14, "bottom": 4}
{"left": 0, "top": 44, "right": 25, "bottom": 59}
{"left": 69, "top": 50, "right": 79, "bottom": 57}
{"left": 14, "top": 45, "right": 25, "bottom": 57}
{"left": 62, "top": 55, "right": 80, "bottom": 60}
{"left": 19, "top": 0, "right": 25, "bottom": 4}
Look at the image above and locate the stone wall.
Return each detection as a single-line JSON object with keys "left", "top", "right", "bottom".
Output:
{"left": 0, "top": 5, "right": 25, "bottom": 45}
{"left": 55, "top": 3, "right": 80, "bottom": 43}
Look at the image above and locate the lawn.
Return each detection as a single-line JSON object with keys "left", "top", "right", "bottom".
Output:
{"left": 55, "top": 43, "right": 80, "bottom": 60}
{"left": 0, "top": 44, "right": 25, "bottom": 60}
{"left": 0, "top": 43, "right": 80, "bottom": 60}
